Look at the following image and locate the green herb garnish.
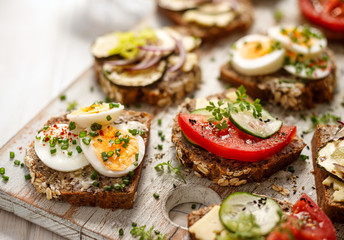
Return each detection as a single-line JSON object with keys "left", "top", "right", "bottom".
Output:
{"left": 303, "top": 113, "right": 340, "bottom": 134}
{"left": 10, "top": 152, "right": 14, "bottom": 159}
{"left": 25, "top": 174, "right": 31, "bottom": 180}
{"left": 67, "top": 101, "right": 78, "bottom": 112}
{"left": 59, "top": 95, "right": 66, "bottom": 101}
{"left": 130, "top": 224, "right": 166, "bottom": 240}
{"left": 69, "top": 121, "right": 76, "bottom": 131}
{"left": 155, "top": 160, "right": 186, "bottom": 184}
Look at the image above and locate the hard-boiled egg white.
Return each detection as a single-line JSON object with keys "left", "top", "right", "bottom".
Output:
{"left": 34, "top": 124, "right": 89, "bottom": 172}
{"left": 231, "top": 34, "right": 285, "bottom": 76}
{"left": 268, "top": 25, "right": 327, "bottom": 58}
{"left": 67, "top": 102, "right": 124, "bottom": 129}
{"left": 79, "top": 123, "right": 145, "bottom": 177}
{"left": 283, "top": 51, "right": 332, "bottom": 80}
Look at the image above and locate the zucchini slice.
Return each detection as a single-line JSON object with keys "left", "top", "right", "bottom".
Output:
{"left": 219, "top": 192, "right": 282, "bottom": 238}
{"left": 317, "top": 139, "right": 344, "bottom": 181}
{"left": 229, "top": 103, "right": 282, "bottom": 139}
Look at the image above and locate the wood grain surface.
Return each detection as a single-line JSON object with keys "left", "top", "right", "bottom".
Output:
{"left": 1, "top": 0, "right": 343, "bottom": 239}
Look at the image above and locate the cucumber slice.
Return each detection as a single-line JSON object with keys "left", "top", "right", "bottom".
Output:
{"left": 317, "top": 139, "right": 344, "bottom": 181}
{"left": 190, "top": 108, "right": 212, "bottom": 117}
{"left": 229, "top": 103, "right": 282, "bottom": 139}
{"left": 219, "top": 192, "right": 282, "bottom": 238}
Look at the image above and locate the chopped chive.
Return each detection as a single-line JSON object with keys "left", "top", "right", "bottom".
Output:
{"left": 115, "top": 148, "right": 121, "bottom": 157}
{"left": 25, "top": 174, "right": 31, "bottom": 180}
{"left": 79, "top": 131, "right": 87, "bottom": 138}
{"left": 132, "top": 222, "right": 137, "bottom": 227}
{"left": 107, "top": 151, "right": 114, "bottom": 158}
{"left": 36, "top": 136, "right": 41, "bottom": 140}
{"left": 82, "top": 137, "right": 91, "bottom": 145}
{"left": 50, "top": 149, "right": 57, "bottom": 154}
{"left": 158, "top": 130, "right": 163, "bottom": 136}
{"left": 43, "top": 126, "right": 49, "bottom": 131}
{"left": 59, "top": 95, "right": 66, "bottom": 101}
{"left": 287, "top": 166, "right": 295, "bottom": 173}
{"left": 68, "top": 121, "right": 76, "bottom": 130}
{"left": 114, "top": 183, "right": 122, "bottom": 190}
{"left": 14, "top": 160, "right": 20, "bottom": 166}
{"left": 92, "top": 181, "right": 99, "bottom": 187}
{"left": 72, "top": 139, "right": 77, "bottom": 145}
{"left": 50, "top": 139, "right": 56, "bottom": 147}
{"left": 105, "top": 96, "right": 111, "bottom": 103}
{"left": 66, "top": 101, "right": 78, "bottom": 112}
{"left": 153, "top": 193, "right": 159, "bottom": 199}
{"left": 191, "top": 204, "right": 196, "bottom": 209}
{"left": 76, "top": 146, "right": 82, "bottom": 153}
{"left": 115, "top": 131, "right": 121, "bottom": 137}
{"left": 2, "top": 175, "right": 9, "bottom": 181}
{"left": 91, "top": 123, "right": 102, "bottom": 131}
{"left": 158, "top": 119, "right": 162, "bottom": 126}
{"left": 109, "top": 103, "right": 120, "bottom": 109}
{"left": 115, "top": 138, "right": 121, "bottom": 144}
{"left": 0, "top": 168, "right": 5, "bottom": 175}
{"left": 97, "top": 138, "right": 103, "bottom": 142}
{"left": 160, "top": 135, "right": 165, "bottom": 141}
{"left": 129, "top": 170, "right": 134, "bottom": 176}
{"left": 128, "top": 129, "right": 138, "bottom": 136}
{"left": 90, "top": 86, "right": 94, "bottom": 92}
{"left": 105, "top": 185, "right": 112, "bottom": 191}
{"left": 119, "top": 228, "right": 124, "bottom": 236}
{"left": 68, "top": 151, "right": 73, "bottom": 156}
{"left": 91, "top": 170, "right": 98, "bottom": 180}
{"left": 106, "top": 115, "right": 112, "bottom": 121}
{"left": 101, "top": 151, "right": 108, "bottom": 161}
{"left": 109, "top": 139, "right": 114, "bottom": 146}
{"left": 122, "top": 143, "right": 128, "bottom": 148}
{"left": 21, "top": 163, "right": 24, "bottom": 167}
{"left": 61, "top": 144, "right": 69, "bottom": 150}
{"left": 140, "top": 130, "right": 146, "bottom": 135}
{"left": 135, "top": 153, "right": 139, "bottom": 161}
{"left": 89, "top": 131, "right": 99, "bottom": 137}
{"left": 134, "top": 162, "right": 138, "bottom": 167}
{"left": 299, "top": 155, "right": 309, "bottom": 161}
{"left": 123, "top": 179, "right": 130, "bottom": 185}
{"left": 157, "top": 144, "right": 163, "bottom": 150}
{"left": 10, "top": 152, "right": 14, "bottom": 158}
{"left": 57, "top": 138, "right": 63, "bottom": 144}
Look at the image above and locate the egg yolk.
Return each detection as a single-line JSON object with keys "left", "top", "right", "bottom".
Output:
{"left": 92, "top": 126, "right": 139, "bottom": 171}
{"left": 71, "top": 103, "right": 109, "bottom": 116}
{"left": 281, "top": 27, "right": 315, "bottom": 47}
{"left": 239, "top": 40, "right": 272, "bottom": 59}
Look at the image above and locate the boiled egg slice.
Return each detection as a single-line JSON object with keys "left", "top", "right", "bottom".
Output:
{"left": 67, "top": 102, "right": 124, "bottom": 129}
{"left": 231, "top": 34, "right": 285, "bottom": 76}
{"left": 79, "top": 123, "right": 145, "bottom": 177}
{"left": 268, "top": 25, "right": 327, "bottom": 58}
{"left": 284, "top": 51, "right": 331, "bottom": 80}
{"left": 34, "top": 124, "right": 89, "bottom": 172}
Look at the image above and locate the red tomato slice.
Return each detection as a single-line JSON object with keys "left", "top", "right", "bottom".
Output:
{"left": 178, "top": 113, "right": 296, "bottom": 162}
{"left": 299, "top": 0, "right": 344, "bottom": 32}
{"left": 268, "top": 194, "right": 337, "bottom": 240}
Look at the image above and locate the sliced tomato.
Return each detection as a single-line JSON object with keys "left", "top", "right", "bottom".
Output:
{"left": 299, "top": 0, "right": 344, "bottom": 32}
{"left": 178, "top": 113, "right": 296, "bottom": 162}
{"left": 268, "top": 194, "right": 337, "bottom": 240}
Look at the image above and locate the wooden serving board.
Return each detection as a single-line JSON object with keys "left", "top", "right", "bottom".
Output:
{"left": 1, "top": 0, "right": 344, "bottom": 239}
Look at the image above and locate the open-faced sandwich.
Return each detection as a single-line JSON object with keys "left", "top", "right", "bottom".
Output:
{"left": 220, "top": 25, "right": 336, "bottom": 110}
{"left": 299, "top": 0, "right": 344, "bottom": 40}
{"left": 24, "top": 101, "right": 151, "bottom": 209}
{"left": 91, "top": 27, "right": 202, "bottom": 106}
{"left": 312, "top": 121, "right": 344, "bottom": 222}
{"left": 171, "top": 87, "right": 306, "bottom": 187}
{"left": 156, "top": 0, "right": 253, "bottom": 41}
{"left": 188, "top": 192, "right": 337, "bottom": 240}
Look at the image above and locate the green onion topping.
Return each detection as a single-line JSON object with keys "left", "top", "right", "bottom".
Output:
{"left": 10, "top": 152, "right": 15, "bottom": 158}
{"left": 50, "top": 149, "right": 57, "bottom": 154}
{"left": 76, "top": 146, "right": 82, "bottom": 153}
{"left": 106, "top": 115, "right": 112, "bottom": 121}
{"left": 69, "top": 121, "right": 76, "bottom": 131}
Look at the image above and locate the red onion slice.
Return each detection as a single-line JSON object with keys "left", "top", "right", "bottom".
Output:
{"left": 106, "top": 52, "right": 145, "bottom": 66}
{"left": 338, "top": 120, "right": 344, "bottom": 126}
{"left": 333, "top": 163, "right": 344, "bottom": 173}
{"left": 168, "top": 36, "right": 186, "bottom": 72}
{"left": 139, "top": 45, "right": 175, "bottom": 52}
{"left": 125, "top": 54, "right": 162, "bottom": 71}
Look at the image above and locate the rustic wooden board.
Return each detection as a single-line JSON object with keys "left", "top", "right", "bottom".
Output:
{"left": 0, "top": 0, "right": 343, "bottom": 239}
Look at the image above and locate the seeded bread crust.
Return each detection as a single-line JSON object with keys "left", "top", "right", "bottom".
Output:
{"left": 24, "top": 110, "right": 151, "bottom": 209}
{"left": 311, "top": 124, "right": 344, "bottom": 222}
{"left": 156, "top": 0, "right": 253, "bottom": 41}
{"left": 220, "top": 49, "right": 336, "bottom": 110}
{"left": 171, "top": 90, "right": 306, "bottom": 187}
{"left": 187, "top": 199, "right": 293, "bottom": 240}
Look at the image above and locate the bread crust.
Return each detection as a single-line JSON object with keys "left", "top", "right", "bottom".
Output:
{"left": 24, "top": 110, "right": 151, "bottom": 209}
{"left": 156, "top": 0, "right": 253, "bottom": 41}
{"left": 220, "top": 49, "right": 336, "bottom": 110}
{"left": 311, "top": 124, "right": 344, "bottom": 222}
{"left": 171, "top": 90, "right": 306, "bottom": 187}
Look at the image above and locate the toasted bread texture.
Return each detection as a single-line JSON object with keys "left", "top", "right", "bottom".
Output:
{"left": 156, "top": 0, "right": 253, "bottom": 41}
{"left": 24, "top": 110, "right": 151, "bottom": 209}
{"left": 171, "top": 90, "right": 306, "bottom": 187}
{"left": 311, "top": 124, "right": 344, "bottom": 222}
{"left": 220, "top": 49, "right": 336, "bottom": 110}
{"left": 187, "top": 199, "right": 293, "bottom": 240}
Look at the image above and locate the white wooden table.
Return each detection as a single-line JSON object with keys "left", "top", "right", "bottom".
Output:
{"left": 0, "top": 0, "right": 152, "bottom": 239}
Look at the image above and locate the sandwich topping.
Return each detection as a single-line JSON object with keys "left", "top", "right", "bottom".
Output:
{"left": 178, "top": 86, "right": 296, "bottom": 162}
{"left": 92, "top": 27, "right": 201, "bottom": 87}
{"left": 35, "top": 102, "right": 146, "bottom": 178}
{"left": 189, "top": 192, "right": 337, "bottom": 240}
{"left": 229, "top": 25, "right": 332, "bottom": 80}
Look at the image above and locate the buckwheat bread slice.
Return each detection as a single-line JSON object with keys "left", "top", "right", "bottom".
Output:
{"left": 311, "top": 124, "right": 344, "bottom": 222}
{"left": 171, "top": 90, "right": 306, "bottom": 187}
{"left": 156, "top": 0, "right": 253, "bottom": 41}
{"left": 220, "top": 49, "right": 336, "bottom": 110}
{"left": 24, "top": 110, "right": 151, "bottom": 209}
{"left": 187, "top": 199, "right": 293, "bottom": 240}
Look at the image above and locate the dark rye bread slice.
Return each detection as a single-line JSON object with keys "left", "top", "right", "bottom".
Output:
{"left": 156, "top": 0, "right": 253, "bottom": 41}
{"left": 171, "top": 90, "right": 306, "bottom": 187}
{"left": 311, "top": 124, "right": 344, "bottom": 222}
{"left": 24, "top": 110, "right": 151, "bottom": 209}
{"left": 187, "top": 199, "right": 293, "bottom": 240}
{"left": 220, "top": 49, "right": 336, "bottom": 110}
